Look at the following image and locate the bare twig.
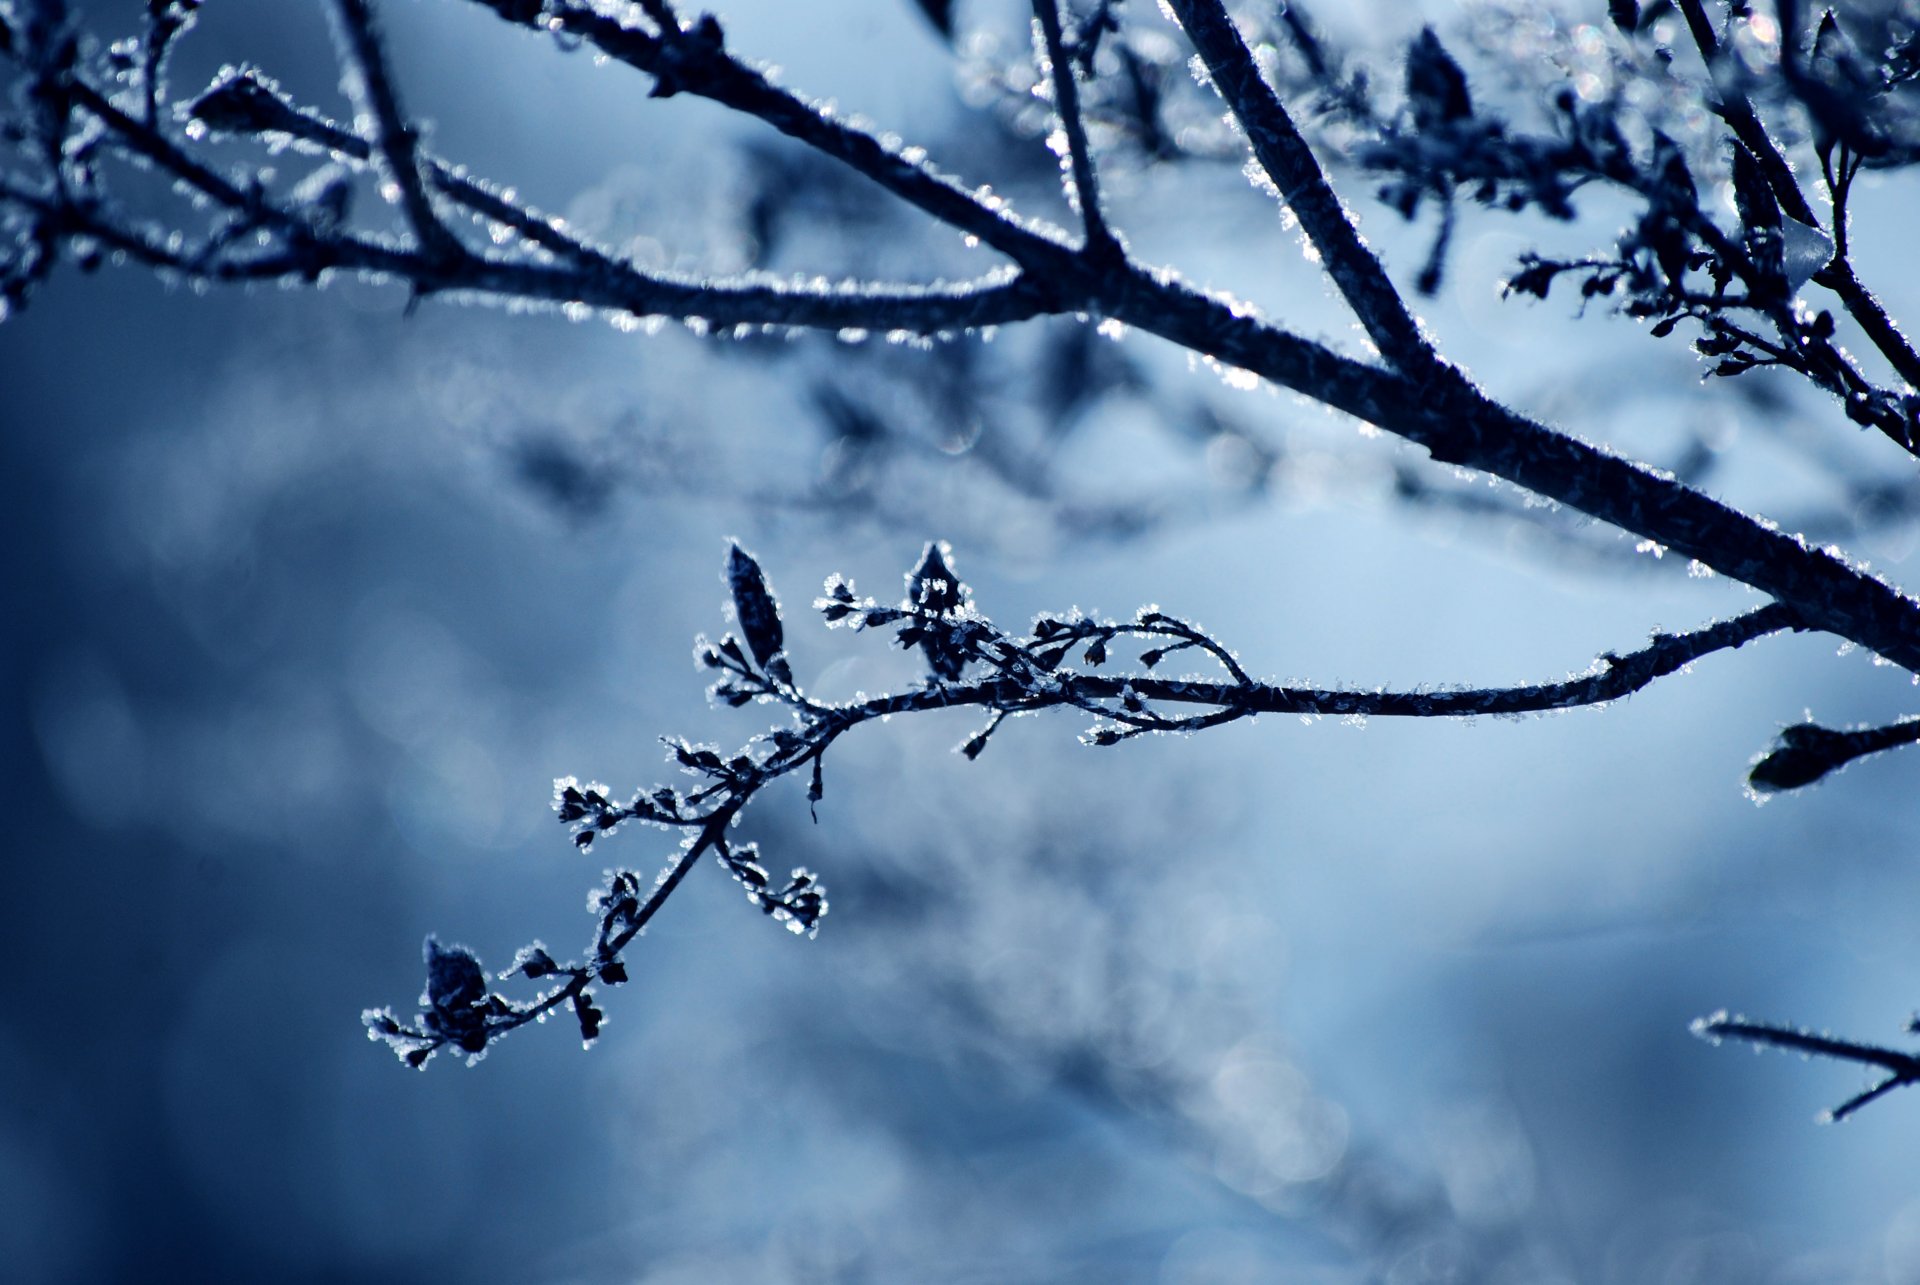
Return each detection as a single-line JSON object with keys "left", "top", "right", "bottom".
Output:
{"left": 1747, "top": 713, "right": 1920, "bottom": 792}
{"left": 1162, "top": 0, "right": 1445, "bottom": 379}
{"left": 462, "top": 0, "right": 1078, "bottom": 277}
{"left": 16, "top": 1, "right": 1920, "bottom": 668}
{"left": 322, "top": 0, "right": 464, "bottom": 265}
{"left": 1672, "top": 0, "right": 1818, "bottom": 225}
{"left": 1813, "top": 145, "right": 1920, "bottom": 393}
{"left": 1031, "top": 0, "right": 1124, "bottom": 266}
{"left": 368, "top": 543, "right": 1806, "bottom": 1067}
{"left": 1693, "top": 1012, "right": 1920, "bottom": 1121}
{"left": 1679, "top": 0, "right": 1920, "bottom": 394}
{"left": 57, "top": 75, "right": 1060, "bottom": 331}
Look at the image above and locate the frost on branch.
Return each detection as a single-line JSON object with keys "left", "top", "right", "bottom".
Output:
{"left": 1746, "top": 715, "right": 1920, "bottom": 794}
{"left": 367, "top": 542, "right": 1837, "bottom": 1067}
{"left": 1692, "top": 1010, "right": 1920, "bottom": 1122}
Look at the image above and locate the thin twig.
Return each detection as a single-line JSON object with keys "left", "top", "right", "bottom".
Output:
{"left": 1162, "top": 0, "right": 1444, "bottom": 379}
{"left": 464, "top": 0, "right": 1079, "bottom": 277}
{"left": 1672, "top": 0, "right": 1819, "bottom": 225}
{"left": 66, "top": 76, "right": 1053, "bottom": 332}
{"left": 1747, "top": 713, "right": 1920, "bottom": 792}
{"left": 1031, "top": 0, "right": 1124, "bottom": 265}
{"left": 1694, "top": 1012, "right": 1920, "bottom": 1121}
{"left": 1814, "top": 146, "right": 1920, "bottom": 392}
{"left": 323, "top": 0, "right": 464, "bottom": 266}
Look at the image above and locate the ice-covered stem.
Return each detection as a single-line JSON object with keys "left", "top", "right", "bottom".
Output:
{"left": 809, "top": 598, "right": 1803, "bottom": 727}
{"left": 1692, "top": 1012, "right": 1920, "bottom": 1121}
{"left": 1163, "top": 0, "right": 1443, "bottom": 379}
{"left": 1031, "top": 0, "right": 1123, "bottom": 266}
{"left": 365, "top": 805, "right": 739, "bottom": 1067}
{"left": 1747, "top": 714, "right": 1920, "bottom": 793}
{"left": 322, "top": 0, "right": 463, "bottom": 266}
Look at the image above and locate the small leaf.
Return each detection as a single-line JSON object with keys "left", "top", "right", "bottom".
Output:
{"left": 675, "top": 742, "right": 725, "bottom": 772}
{"left": 1406, "top": 28, "right": 1472, "bottom": 129}
{"left": 186, "top": 66, "right": 302, "bottom": 138}
{"left": 1505, "top": 260, "right": 1558, "bottom": 299}
{"left": 425, "top": 938, "right": 487, "bottom": 1012}
{"left": 574, "top": 991, "right": 603, "bottom": 1044}
{"left": 727, "top": 542, "right": 785, "bottom": 671}
{"left": 1032, "top": 642, "right": 1073, "bottom": 671}
{"left": 514, "top": 946, "right": 558, "bottom": 979}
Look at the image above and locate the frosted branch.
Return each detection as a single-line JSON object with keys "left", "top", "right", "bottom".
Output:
{"left": 1693, "top": 1012, "right": 1920, "bottom": 1121}
{"left": 368, "top": 545, "right": 1805, "bottom": 1067}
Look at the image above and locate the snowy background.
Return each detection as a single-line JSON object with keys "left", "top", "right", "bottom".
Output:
{"left": 7, "top": 0, "right": 1920, "bottom": 1281}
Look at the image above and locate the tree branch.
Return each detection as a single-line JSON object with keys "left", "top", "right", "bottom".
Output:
{"left": 1747, "top": 713, "right": 1920, "bottom": 792}
{"left": 322, "top": 0, "right": 463, "bottom": 266}
{"left": 1693, "top": 1012, "right": 1920, "bottom": 1121}
{"left": 1162, "top": 0, "right": 1443, "bottom": 379}
{"left": 459, "top": 0, "right": 1081, "bottom": 278}
{"left": 1813, "top": 147, "right": 1920, "bottom": 395}
{"left": 57, "top": 75, "right": 1054, "bottom": 332}
{"left": 1031, "top": 0, "right": 1123, "bottom": 266}
{"left": 1094, "top": 265, "right": 1920, "bottom": 673}
{"left": 26, "top": 4, "right": 1920, "bottom": 670}
{"left": 368, "top": 545, "right": 1803, "bottom": 1067}
{"left": 1672, "top": 0, "right": 1818, "bottom": 226}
